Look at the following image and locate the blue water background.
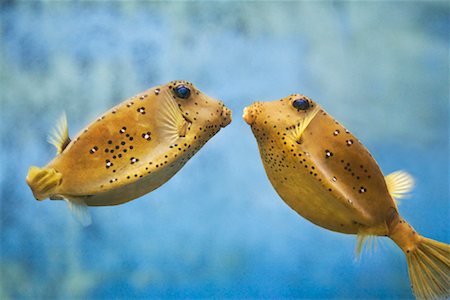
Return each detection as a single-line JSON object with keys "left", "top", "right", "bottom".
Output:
{"left": 1, "top": 2, "right": 449, "bottom": 299}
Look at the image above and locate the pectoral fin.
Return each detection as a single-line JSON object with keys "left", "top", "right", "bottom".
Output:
{"left": 289, "top": 105, "right": 320, "bottom": 143}
{"left": 64, "top": 197, "right": 92, "bottom": 226}
{"left": 157, "top": 90, "right": 191, "bottom": 144}
{"left": 48, "top": 113, "right": 71, "bottom": 154}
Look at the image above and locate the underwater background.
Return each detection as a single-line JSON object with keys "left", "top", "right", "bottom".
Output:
{"left": 1, "top": 1, "right": 449, "bottom": 299}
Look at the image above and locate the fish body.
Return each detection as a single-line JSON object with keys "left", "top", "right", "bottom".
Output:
{"left": 245, "top": 99, "right": 392, "bottom": 235}
{"left": 243, "top": 94, "right": 449, "bottom": 299}
{"left": 27, "top": 81, "right": 231, "bottom": 221}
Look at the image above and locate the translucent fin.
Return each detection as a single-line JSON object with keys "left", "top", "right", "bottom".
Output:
{"left": 355, "top": 234, "right": 379, "bottom": 259}
{"left": 385, "top": 170, "right": 414, "bottom": 203}
{"left": 407, "top": 237, "right": 450, "bottom": 299}
{"left": 158, "top": 90, "right": 191, "bottom": 144}
{"left": 64, "top": 197, "right": 92, "bottom": 227}
{"left": 288, "top": 105, "right": 320, "bottom": 143}
{"left": 48, "top": 113, "right": 71, "bottom": 154}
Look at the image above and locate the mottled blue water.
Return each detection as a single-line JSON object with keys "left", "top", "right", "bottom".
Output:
{"left": 1, "top": 2, "right": 449, "bottom": 299}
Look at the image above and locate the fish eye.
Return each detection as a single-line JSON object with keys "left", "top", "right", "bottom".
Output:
{"left": 292, "top": 99, "right": 310, "bottom": 110}
{"left": 174, "top": 85, "right": 191, "bottom": 99}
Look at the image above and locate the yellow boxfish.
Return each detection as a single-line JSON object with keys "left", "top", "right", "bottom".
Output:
{"left": 243, "top": 94, "right": 449, "bottom": 299}
{"left": 26, "top": 81, "right": 232, "bottom": 225}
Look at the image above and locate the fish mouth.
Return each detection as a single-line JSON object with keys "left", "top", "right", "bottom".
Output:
{"left": 220, "top": 106, "right": 232, "bottom": 128}
{"left": 243, "top": 106, "right": 256, "bottom": 125}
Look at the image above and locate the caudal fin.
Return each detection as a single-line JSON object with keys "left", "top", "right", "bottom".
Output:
{"left": 389, "top": 216, "right": 449, "bottom": 299}
{"left": 407, "top": 237, "right": 450, "bottom": 299}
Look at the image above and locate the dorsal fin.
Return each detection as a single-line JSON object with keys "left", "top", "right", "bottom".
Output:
{"left": 385, "top": 170, "right": 414, "bottom": 204}
{"left": 48, "top": 113, "right": 71, "bottom": 154}
{"left": 158, "top": 90, "right": 191, "bottom": 144}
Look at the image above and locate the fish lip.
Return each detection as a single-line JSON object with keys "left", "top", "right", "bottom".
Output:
{"left": 242, "top": 106, "right": 256, "bottom": 125}
{"left": 220, "top": 106, "right": 232, "bottom": 128}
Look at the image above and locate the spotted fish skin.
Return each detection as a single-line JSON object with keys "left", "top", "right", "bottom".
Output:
{"left": 27, "top": 80, "right": 232, "bottom": 206}
{"left": 243, "top": 95, "right": 392, "bottom": 235}
{"left": 243, "top": 94, "right": 450, "bottom": 300}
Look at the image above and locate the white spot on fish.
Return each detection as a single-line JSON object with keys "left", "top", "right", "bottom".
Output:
{"left": 142, "top": 132, "right": 151, "bottom": 140}
{"left": 89, "top": 146, "right": 98, "bottom": 154}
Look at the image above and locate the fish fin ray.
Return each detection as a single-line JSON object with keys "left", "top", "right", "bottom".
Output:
{"left": 406, "top": 237, "right": 450, "bottom": 299}
{"left": 289, "top": 105, "right": 320, "bottom": 143}
{"left": 355, "top": 233, "right": 380, "bottom": 260}
{"left": 64, "top": 197, "right": 92, "bottom": 226}
{"left": 385, "top": 170, "right": 414, "bottom": 204}
{"left": 158, "top": 90, "right": 190, "bottom": 144}
{"left": 48, "top": 112, "right": 71, "bottom": 154}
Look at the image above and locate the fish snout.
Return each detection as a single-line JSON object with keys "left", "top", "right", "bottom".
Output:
{"left": 220, "top": 105, "right": 232, "bottom": 128}
{"left": 243, "top": 104, "right": 257, "bottom": 125}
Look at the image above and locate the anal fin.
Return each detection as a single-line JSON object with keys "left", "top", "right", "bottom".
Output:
{"left": 64, "top": 197, "right": 92, "bottom": 226}
{"left": 355, "top": 234, "right": 380, "bottom": 260}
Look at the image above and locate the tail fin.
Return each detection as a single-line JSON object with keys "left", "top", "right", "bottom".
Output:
{"left": 407, "top": 237, "right": 450, "bottom": 299}
{"left": 26, "top": 166, "right": 62, "bottom": 200}
{"left": 389, "top": 217, "right": 450, "bottom": 299}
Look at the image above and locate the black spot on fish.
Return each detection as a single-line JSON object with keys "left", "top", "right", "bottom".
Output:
{"left": 89, "top": 146, "right": 98, "bottom": 154}
{"left": 142, "top": 132, "right": 151, "bottom": 140}
{"left": 105, "top": 160, "right": 113, "bottom": 168}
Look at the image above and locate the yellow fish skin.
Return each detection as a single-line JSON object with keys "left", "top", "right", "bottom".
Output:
{"left": 26, "top": 81, "right": 231, "bottom": 215}
{"left": 243, "top": 94, "right": 449, "bottom": 300}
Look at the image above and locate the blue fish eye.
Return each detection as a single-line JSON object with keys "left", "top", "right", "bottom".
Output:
{"left": 174, "top": 85, "right": 191, "bottom": 99}
{"left": 292, "top": 99, "right": 310, "bottom": 110}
